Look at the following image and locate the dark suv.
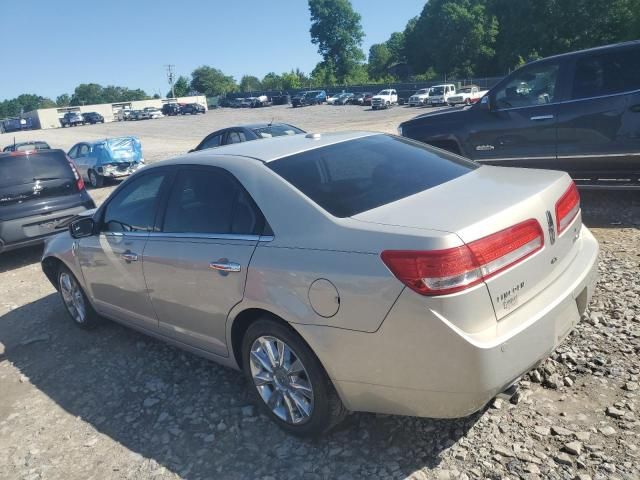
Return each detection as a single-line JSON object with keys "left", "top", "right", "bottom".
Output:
{"left": 399, "top": 40, "right": 640, "bottom": 188}
{"left": 82, "top": 112, "right": 104, "bottom": 124}
{"left": 181, "top": 103, "right": 206, "bottom": 115}
{"left": 0, "top": 150, "right": 95, "bottom": 253}
{"left": 162, "top": 103, "right": 181, "bottom": 116}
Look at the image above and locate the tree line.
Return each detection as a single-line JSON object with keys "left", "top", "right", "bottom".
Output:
{"left": 0, "top": 84, "right": 155, "bottom": 119}
{"left": 2, "top": 0, "right": 638, "bottom": 117}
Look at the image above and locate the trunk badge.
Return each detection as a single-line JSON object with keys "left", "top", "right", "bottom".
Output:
{"left": 546, "top": 211, "right": 556, "bottom": 245}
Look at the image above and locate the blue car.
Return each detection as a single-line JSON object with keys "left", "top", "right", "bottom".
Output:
{"left": 67, "top": 136, "right": 145, "bottom": 188}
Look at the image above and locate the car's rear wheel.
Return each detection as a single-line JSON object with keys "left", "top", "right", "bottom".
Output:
{"left": 58, "top": 267, "right": 100, "bottom": 329}
{"left": 88, "top": 170, "right": 104, "bottom": 188}
{"left": 242, "top": 318, "right": 347, "bottom": 437}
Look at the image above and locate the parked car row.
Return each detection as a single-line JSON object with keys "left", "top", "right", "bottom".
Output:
{"left": 161, "top": 102, "right": 206, "bottom": 116}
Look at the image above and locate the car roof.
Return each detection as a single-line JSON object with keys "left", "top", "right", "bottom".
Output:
{"left": 532, "top": 39, "right": 640, "bottom": 63}
{"left": 169, "top": 131, "right": 378, "bottom": 165}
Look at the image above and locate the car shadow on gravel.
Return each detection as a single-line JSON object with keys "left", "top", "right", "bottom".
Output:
{"left": 0, "top": 294, "right": 481, "bottom": 479}
{"left": 0, "top": 245, "right": 43, "bottom": 274}
{"left": 580, "top": 190, "right": 640, "bottom": 228}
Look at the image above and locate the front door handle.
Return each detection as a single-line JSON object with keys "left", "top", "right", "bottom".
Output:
{"left": 121, "top": 251, "right": 139, "bottom": 262}
{"left": 209, "top": 261, "right": 241, "bottom": 273}
{"left": 530, "top": 115, "right": 554, "bottom": 121}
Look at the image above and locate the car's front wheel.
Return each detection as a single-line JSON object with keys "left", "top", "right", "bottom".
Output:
{"left": 88, "top": 170, "right": 104, "bottom": 188}
{"left": 242, "top": 318, "right": 347, "bottom": 437}
{"left": 58, "top": 267, "right": 100, "bottom": 329}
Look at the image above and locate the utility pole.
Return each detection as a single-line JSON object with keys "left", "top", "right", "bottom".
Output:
{"left": 165, "top": 64, "right": 176, "bottom": 99}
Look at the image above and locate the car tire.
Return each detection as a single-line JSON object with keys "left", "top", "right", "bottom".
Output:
{"left": 57, "top": 266, "right": 101, "bottom": 329}
{"left": 88, "top": 170, "right": 104, "bottom": 188}
{"left": 242, "top": 318, "right": 347, "bottom": 437}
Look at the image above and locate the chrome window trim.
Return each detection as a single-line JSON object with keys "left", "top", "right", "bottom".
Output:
{"left": 102, "top": 231, "right": 149, "bottom": 238}
{"left": 495, "top": 87, "right": 640, "bottom": 113}
{"left": 141, "top": 232, "right": 274, "bottom": 242}
{"left": 476, "top": 152, "right": 640, "bottom": 162}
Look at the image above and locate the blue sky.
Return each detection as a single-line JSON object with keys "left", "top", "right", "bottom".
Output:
{"left": 0, "top": 0, "right": 426, "bottom": 101}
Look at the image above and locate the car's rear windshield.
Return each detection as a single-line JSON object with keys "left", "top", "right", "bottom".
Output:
{"left": 268, "top": 134, "right": 477, "bottom": 218}
{"left": 0, "top": 151, "right": 73, "bottom": 188}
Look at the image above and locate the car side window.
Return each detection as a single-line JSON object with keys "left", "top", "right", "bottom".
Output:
{"left": 78, "top": 144, "right": 90, "bottom": 156}
{"left": 162, "top": 167, "right": 262, "bottom": 235}
{"left": 68, "top": 145, "right": 78, "bottom": 158}
{"left": 199, "top": 133, "right": 222, "bottom": 150}
{"left": 495, "top": 63, "right": 560, "bottom": 109}
{"left": 572, "top": 47, "right": 640, "bottom": 99}
{"left": 102, "top": 172, "right": 167, "bottom": 233}
{"left": 226, "top": 131, "right": 246, "bottom": 144}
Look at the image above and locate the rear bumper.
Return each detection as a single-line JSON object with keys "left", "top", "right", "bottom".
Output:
{"left": 295, "top": 225, "right": 599, "bottom": 418}
{"left": 0, "top": 204, "right": 92, "bottom": 254}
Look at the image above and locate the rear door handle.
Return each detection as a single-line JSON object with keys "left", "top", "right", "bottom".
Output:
{"left": 530, "top": 115, "right": 554, "bottom": 121}
{"left": 630, "top": 104, "right": 640, "bottom": 113}
{"left": 209, "top": 261, "right": 241, "bottom": 273}
{"left": 121, "top": 252, "right": 138, "bottom": 262}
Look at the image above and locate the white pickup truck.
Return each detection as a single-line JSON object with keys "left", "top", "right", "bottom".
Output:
{"left": 371, "top": 89, "right": 398, "bottom": 110}
{"left": 408, "top": 88, "right": 433, "bottom": 107}
{"left": 427, "top": 84, "right": 457, "bottom": 106}
{"left": 447, "top": 85, "right": 489, "bottom": 105}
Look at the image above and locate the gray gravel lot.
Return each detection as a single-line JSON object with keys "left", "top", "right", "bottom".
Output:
{"left": 0, "top": 105, "right": 639, "bottom": 480}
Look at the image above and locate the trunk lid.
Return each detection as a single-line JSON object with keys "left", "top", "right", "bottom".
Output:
{"left": 353, "top": 165, "right": 581, "bottom": 319}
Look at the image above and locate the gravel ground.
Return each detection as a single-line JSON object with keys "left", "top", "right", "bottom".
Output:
{"left": 0, "top": 105, "right": 639, "bottom": 480}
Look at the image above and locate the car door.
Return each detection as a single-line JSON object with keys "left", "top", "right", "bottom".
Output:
{"left": 70, "top": 144, "right": 88, "bottom": 177}
{"left": 467, "top": 60, "right": 565, "bottom": 168}
{"left": 142, "top": 165, "right": 266, "bottom": 356}
{"left": 77, "top": 168, "right": 173, "bottom": 330}
{"left": 77, "top": 143, "right": 96, "bottom": 177}
{"left": 555, "top": 44, "right": 640, "bottom": 180}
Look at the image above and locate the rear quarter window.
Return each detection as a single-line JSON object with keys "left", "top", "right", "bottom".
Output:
{"left": 268, "top": 134, "right": 477, "bottom": 218}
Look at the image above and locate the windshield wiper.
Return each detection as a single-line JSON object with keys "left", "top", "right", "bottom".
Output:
{"left": 32, "top": 177, "right": 63, "bottom": 181}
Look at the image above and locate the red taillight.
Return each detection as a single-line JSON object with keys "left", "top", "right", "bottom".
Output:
{"left": 381, "top": 219, "right": 544, "bottom": 296}
{"left": 555, "top": 181, "right": 580, "bottom": 234}
{"left": 66, "top": 156, "right": 85, "bottom": 191}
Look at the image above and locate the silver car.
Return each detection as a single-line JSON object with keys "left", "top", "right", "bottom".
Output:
{"left": 41, "top": 132, "right": 599, "bottom": 437}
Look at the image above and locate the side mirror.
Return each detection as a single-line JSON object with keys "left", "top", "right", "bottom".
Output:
{"left": 69, "top": 217, "right": 95, "bottom": 239}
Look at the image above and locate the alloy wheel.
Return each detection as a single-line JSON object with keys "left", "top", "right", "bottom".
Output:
{"left": 249, "top": 335, "right": 314, "bottom": 424}
{"left": 59, "top": 272, "right": 86, "bottom": 324}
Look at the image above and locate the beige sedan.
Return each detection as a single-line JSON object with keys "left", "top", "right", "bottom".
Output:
{"left": 42, "top": 132, "right": 598, "bottom": 436}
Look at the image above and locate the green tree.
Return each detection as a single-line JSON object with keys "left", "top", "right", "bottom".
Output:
{"left": 70, "top": 83, "right": 104, "bottom": 105}
{"left": 406, "top": 0, "right": 498, "bottom": 77}
{"left": 385, "top": 31, "right": 406, "bottom": 63}
{"left": 239, "top": 75, "right": 262, "bottom": 92}
{"left": 261, "top": 72, "right": 283, "bottom": 90}
{"left": 56, "top": 94, "right": 71, "bottom": 106}
{"left": 368, "top": 43, "right": 392, "bottom": 80}
{"left": 190, "top": 66, "right": 237, "bottom": 97}
{"left": 308, "top": 0, "right": 366, "bottom": 82}
{"left": 168, "top": 75, "right": 190, "bottom": 98}
{"left": 310, "top": 61, "right": 337, "bottom": 86}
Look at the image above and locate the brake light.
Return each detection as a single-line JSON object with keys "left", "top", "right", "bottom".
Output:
{"left": 66, "top": 157, "right": 85, "bottom": 191}
{"left": 381, "top": 219, "right": 544, "bottom": 296}
{"left": 555, "top": 181, "right": 580, "bottom": 234}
